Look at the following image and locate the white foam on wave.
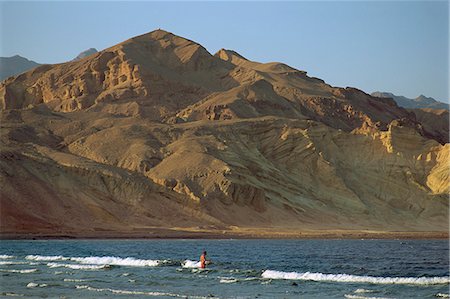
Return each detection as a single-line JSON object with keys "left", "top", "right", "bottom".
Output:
{"left": 71, "top": 256, "right": 160, "bottom": 267}
{"left": 218, "top": 276, "right": 257, "bottom": 283}
{"left": 25, "top": 254, "right": 160, "bottom": 267}
{"left": 0, "top": 269, "right": 38, "bottom": 274}
{"left": 25, "top": 255, "right": 68, "bottom": 261}
{"left": 353, "top": 289, "right": 375, "bottom": 294}
{"left": 0, "top": 255, "right": 14, "bottom": 259}
{"left": 182, "top": 260, "right": 201, "bottom": 268}
{"left": 75, "top": 285, "right": 213, "bottom": 299}
{"left": 241, "top": 277, "right": 259, "bottom": 281}
{"left": 63, "top": 278, "right": 89, "bottom": 282}
{"left": 261, "top": 270, "right": 450, "bottom": 285}
{"left": 355, "top": 289, "right": 375, "bottom": 294}
{"left": 436, "top": 294, "right": 450, "bottom": 298}
{"left": 47, "top": 262, "right": 109, "bottom": 270}
{"left": 0, "top": 261, "right": 29, "bottom": 265}
{"left": 2, "top": 292, "right": 24, "bottom": 297}
{"left": 26, "top": 283, "right": 38, "bottom": 288}
{"left": 26, "top": 282, "right": 47, "bottom": 288}
{"left": 344, "top": 295, "right": 393, "bottom": 299}
{"left": 219, "top": 278, "right": 238, "bottom": 284}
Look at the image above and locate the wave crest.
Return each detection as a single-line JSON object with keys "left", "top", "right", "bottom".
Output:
{"left": 25, "top": 255, "right": 160, "bottom": 267}
{"left": 0, "top": 255, "right": 15, "bottom": 259}
{"left": 182, "top": 260, "right": 201, "bottom": 268}
{"left": 219, "top": 277, "right": 238, "bottom": 284}
{"left": 26, "top": 255, "right": 68, "bottom": 261}
{"left": 26, "top": 282, "right": 48, "bottom": 288}
{"left": 261, "top": 270, "right": 450, "bottom": 285}
{"left": 0, "top": 269, "right": 38, "bottom": 274}
{"left": 47, "top": 262, "right": 110, "bottom": 270}
{"left": 0, "top": 261, "right": 28, "bottom": 265}
{"left": 71, "top": 256, "right": 160, "bottom": 267}
{"left": 344, "top": 295, "right": 393, "bottom": 299}
{"left": 75, "top": 285, "right": 211, "bottom": 298}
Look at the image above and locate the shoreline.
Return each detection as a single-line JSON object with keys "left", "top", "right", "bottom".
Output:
{"left": 1, "top": 228, "right": 448, "bottom": 240}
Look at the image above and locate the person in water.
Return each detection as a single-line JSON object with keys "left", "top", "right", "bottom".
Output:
{"left": 200, "top": 251, "right": 207, "bottom": 269}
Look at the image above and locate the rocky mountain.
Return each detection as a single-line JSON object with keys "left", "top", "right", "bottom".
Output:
{"left": 0, "top": 55, "right": 40, "bottom": 81}
{"left": 409, "top": 108, "right": 449, "bottom": 145}
{"left": 73, "top": 48, "right": 98, "bottom": 61}
{"left": 0, "top": 49, "right": 99, "bottom": 83}
{"left": 371, "top": 91, "right": 449, "bottom": 110}
{"left": 0, "top": 30, "right": 448, "bottom": 237}
{"left": 371, "top": 92, "right": 449, "bottom": 144}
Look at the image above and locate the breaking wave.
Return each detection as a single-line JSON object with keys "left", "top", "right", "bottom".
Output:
{"left": 26, "top": 255, "right": 68, "bottom": 261}
{"left": 219, "top": 277, "right": 238, "bottom": 284}
{"left": 26, "top": 282, "right": 48, "bottom": 288}
{"left": 71, "top": 256, "right": 160, "bottom": 267}
{"left": 75, "top": 285, "right": 214, "bottom": 298}
{"left": 1, "top": 292, "right": 24, "bottom": 297}
{"left": 0, "top": 269, "right": 38, "bottom": 274}
{"left": 63, "top": 278, "right": 89, "bottom": 282}
{"left": 0, "top": 255, "right": 15, "bottom": 259}
{"left": 354, "top": 289, "right": 376, "bottom": 294}
{"left": 182, "top": 260, "right": 201, "bottom": 268}
{"left": 218, "top": 276, "right": 258, "bottom": 283}
{"left": 261, "top": 270, "right": 450, "bottom": 285}
{"left": 25, "top": 255, "right": 160, "bottom": 267}
{"left": 47, "top": 262, "right": 110, "bottom": 270}
{"left": 0, "top": 261, "right": 29, "bottom": 265}
{"left": 344, "top": 295, "right": 393, "bottom": 299}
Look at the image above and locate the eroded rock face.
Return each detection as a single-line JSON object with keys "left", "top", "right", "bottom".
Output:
{"left": 0, "top": 29, "right": 448, "bottom": 234}
{"left": 409, "top": 108, "right": 449, "bottom": 144}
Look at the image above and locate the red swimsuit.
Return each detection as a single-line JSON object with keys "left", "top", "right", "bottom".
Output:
{"left": 200, "top": 254, "right": 206, "bottom": 268}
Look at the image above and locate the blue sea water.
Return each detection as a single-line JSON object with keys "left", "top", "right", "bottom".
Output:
{"left": 0, "top": 239, "right": 448, "bottom": 298}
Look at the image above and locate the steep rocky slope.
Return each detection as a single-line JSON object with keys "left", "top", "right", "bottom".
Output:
{"left": 0, "top": 30, "right": 448, "bottom": 236}
{"left": 409, "top": 108, "right": 449, "bottom": 144}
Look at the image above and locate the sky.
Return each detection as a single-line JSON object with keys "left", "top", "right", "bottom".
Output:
{"left": 1, "top": 1, "right": 448, "bottom": 101}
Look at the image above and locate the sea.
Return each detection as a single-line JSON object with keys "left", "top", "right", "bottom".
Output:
{"left": 0, "top": 239, "right": 448, "bottom": 298}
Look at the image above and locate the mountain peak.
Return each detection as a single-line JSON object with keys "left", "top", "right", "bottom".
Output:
{"left": 371, "top": 91, "right": 448, "bottom": 110}
{"left": 132, "top": 28, "right": 174, "bottom": 41}
{"left": 73, "top": 48, "right": 98, "bottom": 61}
{"left": 118, "top": 29, "right": 215, "bottom": 65}
{"left": 1, "top": 29, "right": 449, "bottom": 236}
{"left": 4, "top": 54, "right": 33, "bottom": 62}
{"left": 126, "top": 28, "right": 198, "bottom": 47}
{"left": 0, "top": 55, "right": 40, "bottom": 81}
{"left": 415, "top": 94, "right": 435, "bottom": 102}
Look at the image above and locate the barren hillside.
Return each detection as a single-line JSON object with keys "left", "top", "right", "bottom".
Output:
{"left": 1, "top": 30, "right": 448, "bottom": 237}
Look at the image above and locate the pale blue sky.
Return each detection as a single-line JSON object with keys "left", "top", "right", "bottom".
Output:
{"left": 1, "top": 1, "right": 448, "bottom": 101}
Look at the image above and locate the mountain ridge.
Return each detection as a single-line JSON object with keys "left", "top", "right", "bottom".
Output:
{"left": 0, "top": 48, "right": 101, "bottom": 81}
{"left": 0, "top": 55, "right": 41, "bottom": 81}
{"left": 371, "top": 91, "right": 449, "bottom": 110}
{"left": 0, "top": 29, "right": 448, "bottom": 237}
